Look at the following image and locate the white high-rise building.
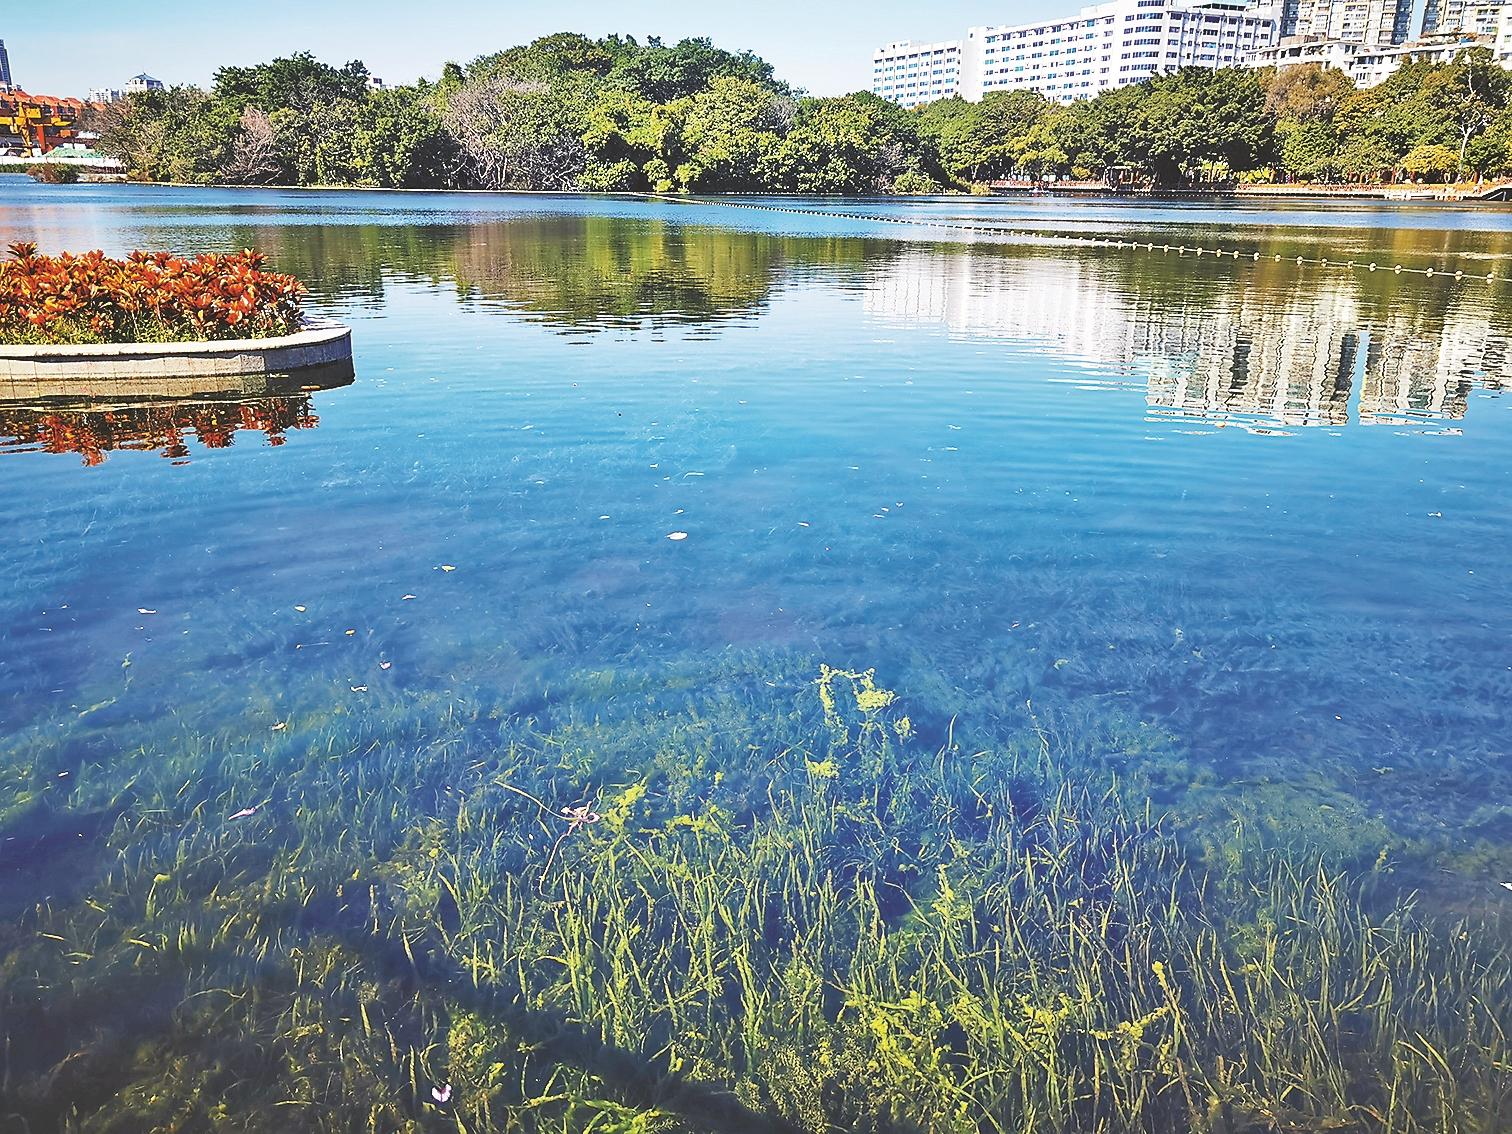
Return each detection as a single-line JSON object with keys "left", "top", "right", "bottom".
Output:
{"left": 1420, "top": 0, "right": 1511, "bottom": 36}
{"left": 1422, "top": 0, "right": 1486, "bottom": 33}
{"left": 959, "top": 0, "right": 1278, "bottom": 105}
{"left": 1278, "top": 0, "right": 1415, "bottom": 46}
{"left": 872, "top": 40, "right": 963, "bottom": 107}
{"left": 1348, "top": 26, "right": 1506, "bottom": 84}
{"left": 1258, "top": 0, "right": 1510, "bottom": 82}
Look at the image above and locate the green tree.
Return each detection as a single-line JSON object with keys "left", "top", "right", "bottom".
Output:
{"left": 1275, "top": 118, "right": 1341, "bottom": 181}
{"left": 612, "top": 37, "right": 784, "bottom": 102}
{"left": 92, "top": 87, "right": 238, "bottom": 183}
{"left": 1259, "top": 63, "right": 1355, "bottom": 123}
{"left": 443, "top": 73, "right": 594, "bottom": 189}
{"left": 350, "top": 86, "right": 459, "bottom": 188}
{"left": 213, "top": 52, "right": 370, "bottom": 113}
{"left": 1008, "top": 109, "right": 1075, "bottom": 180}
{"left": 469, "top": 34, "right": 641, "bottom": 85}
{"left": 269, "top": 98, "right": 364, "bottom": 184}
{"left": 580, "top": 86, "right": 667, "bottom": 190}
{"left": 1071, "top": 84, "right": 1147, "bottom": 179}
{"left": 958, "top": 90, "right": 1051, "bottom": 181}
{"left": 669, "top": 77, "right": 790, "bottom": 191}
{"left": 1337, "top": 133, "right": 1398, "bottom": 182}
{"left": 919, "top": 90, "right": 1050, "bottom": 183}
{"left": 1466, "top": 106, "right": 1512, "bottom": 177}
{"left": 1335, "top": 62, "right": 1455, "bottom": 180}
{"left": 1131, "top": 68, "right": 1275, "bottom": 185}
{"left": 1256, "top": 63, "right": 1352, "bottom": 182}
{"left": 1399, "top": 142, "right": 1461, "bottom": 182}
{"left": 915, "top": 97, "right": 976, "bottom": 182}
{"left": 1423, "top": 48, "right": 1512, "bottom": 175}
{"left": 763, "top": 92, "right": 935, "bottom": 194}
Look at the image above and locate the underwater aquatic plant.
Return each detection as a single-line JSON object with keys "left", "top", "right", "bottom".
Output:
{"left": 498, "top": 781, "right": 604, "bottom": 887}
{"left": 0, "top": 660, "right": 1506, "bottom": 1133}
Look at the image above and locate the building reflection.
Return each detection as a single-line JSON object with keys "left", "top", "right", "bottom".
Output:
{"left": 0, "top": 360, "right": 353, "bottom": 465}
{"left": 863, "top": 245, "right": 1511, "bottom": 430}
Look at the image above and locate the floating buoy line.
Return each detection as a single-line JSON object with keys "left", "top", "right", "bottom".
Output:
{"left": 637, "top": 193, "right": 1506, "bottom": 287}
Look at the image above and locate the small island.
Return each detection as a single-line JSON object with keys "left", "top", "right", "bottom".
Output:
{"left": 0, "top": 242, "right": 351, "bottom": 384}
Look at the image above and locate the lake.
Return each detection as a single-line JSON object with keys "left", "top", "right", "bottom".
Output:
{"left": 1, "top": 177, "right": 1509, "bottom": 1132}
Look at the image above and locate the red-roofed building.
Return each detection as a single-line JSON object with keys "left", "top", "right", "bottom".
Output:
{"left": 0, "top": 89, "right": 103, "bottom": 156}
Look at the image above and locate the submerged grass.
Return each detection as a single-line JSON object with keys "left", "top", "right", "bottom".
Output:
{"left": 0, "top": 661, "right": 1507, "bottom": 1133}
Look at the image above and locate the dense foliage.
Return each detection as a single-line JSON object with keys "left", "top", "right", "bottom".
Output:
{"left": 0, "top": 243, "right": 305, "bottom": 345}
{"left": 89, "top": 38, "right": 1512, "bottom": 191}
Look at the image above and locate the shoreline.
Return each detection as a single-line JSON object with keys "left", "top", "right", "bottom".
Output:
{"left": 9, "top": 173, "right": 1508, "bottom": 207}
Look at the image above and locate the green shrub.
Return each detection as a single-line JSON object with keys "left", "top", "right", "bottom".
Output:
{"left": 25, "top": 163, "right": 81, "bottom": 184}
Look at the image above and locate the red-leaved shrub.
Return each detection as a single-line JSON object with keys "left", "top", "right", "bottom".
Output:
{"left": 0, "top": 242, "right": 306, "bottom": 345}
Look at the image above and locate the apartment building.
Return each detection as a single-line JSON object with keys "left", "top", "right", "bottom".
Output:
{"left": 1277, "top": 0, "right": 1415, "bottom": 47}
{"left": 1421, "top": 0, "right": 1509, "bottom": 34}
{"left": 963, "top": 0, "right": 1278, "bottom": 104}
{"left": 1255, "top": 0, "right": 1511, "bottom": 82}
{"left": 1248, "top": 34, "right": 1370, "bottom": 67}
{"left": 1349, "top": 25, "right": 1506, "bottom": 81}
{"left": 872, "top": 0, "right": 1277, "bottom": 107}
{"left": 871, "top": 40, "right": 962, "bottom": 108}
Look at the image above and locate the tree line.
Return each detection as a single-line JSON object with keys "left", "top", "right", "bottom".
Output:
{"left": 89, "top": 33, "right": 1512, "bottom": 193}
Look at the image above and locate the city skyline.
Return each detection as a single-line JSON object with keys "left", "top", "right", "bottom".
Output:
{"left": 6, "top": 0, "right": 1082, "bottom": 99}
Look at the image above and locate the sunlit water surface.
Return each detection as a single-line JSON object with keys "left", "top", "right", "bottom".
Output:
{"left": 2, "top": 178, "right": 1510, "bottom": 1127}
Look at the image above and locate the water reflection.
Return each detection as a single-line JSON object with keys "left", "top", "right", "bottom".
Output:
{"left": 27, "top": 191, "right": 1507, "bottom": 428}
{"left": 0, "top": 361, "right": 353, "bottom": 465}
{"left": 222, "top": 212, "right": 1512, "bottom": 430}
{"left": 863, "top": 245, "right": 1511, "bottom": 431}
{"left": 219, "top": 216, "right": 894, "bottom": 333}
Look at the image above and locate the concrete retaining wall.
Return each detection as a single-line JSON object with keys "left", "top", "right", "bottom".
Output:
{"left": 0, "top": 322, "right": 353, "bottom": 387}
{"left": 0, "top": 358, "right": 355, "bottom": 405}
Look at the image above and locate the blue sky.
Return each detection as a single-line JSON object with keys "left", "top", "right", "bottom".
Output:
{"left": 5, "top": 1, "right": 1062, "bottom": 99}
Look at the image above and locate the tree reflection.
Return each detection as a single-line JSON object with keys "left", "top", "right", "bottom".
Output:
{"left": 221, "top": 215, "right": 894, "bottom": 331}
{"left": 0, "top": 361, "right": 353, "bottom": 465}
